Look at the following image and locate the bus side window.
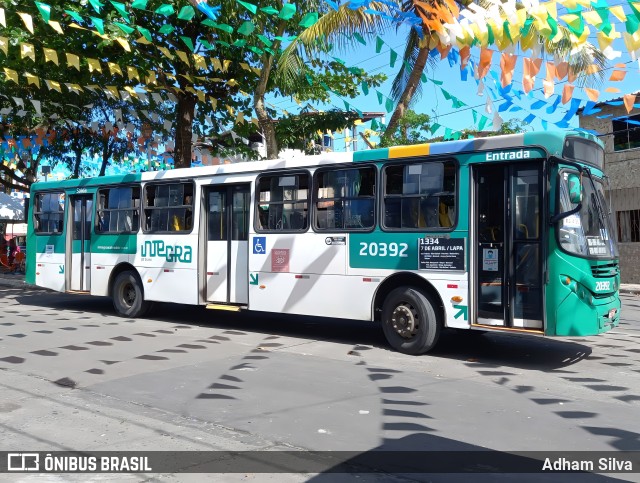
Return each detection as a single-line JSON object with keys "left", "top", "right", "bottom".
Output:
{"left": 256, "top": 173, "right": 309, "bottom": 232}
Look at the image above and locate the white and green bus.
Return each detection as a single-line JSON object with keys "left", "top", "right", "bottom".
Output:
{"left": 27, "top": 130, "right": 621, "bottom": 354}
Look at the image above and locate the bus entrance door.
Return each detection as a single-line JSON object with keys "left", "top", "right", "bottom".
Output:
{"left": 205, "top": 184, "right": 250, "bottom": 305}
{"left": 474, "top": 163, "right": 543, "bottom": 330}
{"left": 68, "top": 194, "right": 93, "bottom": 292}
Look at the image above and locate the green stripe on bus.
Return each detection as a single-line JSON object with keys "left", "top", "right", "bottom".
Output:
{"left": 353, "top": 148, "right": 389, "bottom": 162}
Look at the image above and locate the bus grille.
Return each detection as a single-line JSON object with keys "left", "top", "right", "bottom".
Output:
{"left": 591, "top": 262, "right": 619, "bottom": 278}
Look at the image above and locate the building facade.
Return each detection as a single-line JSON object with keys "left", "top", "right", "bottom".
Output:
{"left": 579, "top": 98, "right": 640, "bottom": 283}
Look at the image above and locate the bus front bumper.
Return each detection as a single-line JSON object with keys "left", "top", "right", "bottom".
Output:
{"left": 553, "top": 291, "right": 620, "bottom": 336}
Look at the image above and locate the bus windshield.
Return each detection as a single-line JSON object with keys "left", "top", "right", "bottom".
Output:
{"left": 558, "top": 170, "right": 619, "bottom": 259}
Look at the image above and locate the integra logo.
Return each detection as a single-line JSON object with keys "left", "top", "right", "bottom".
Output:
{"left": 141, "top": 240, "right": 192, "bottom": 263}
{"left": 485, "top": 150, "right": 531, "bottom": 161}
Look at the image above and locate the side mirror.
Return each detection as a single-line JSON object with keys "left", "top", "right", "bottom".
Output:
{"left": 567, "top": 173, "right": 582, "bottom": 204}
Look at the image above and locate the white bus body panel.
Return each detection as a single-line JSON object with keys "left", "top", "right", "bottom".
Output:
{"left": 132, "top": 234, "right": 199, "bottom": 305}
{"left": 206, "top": 240, "right": 227, "bottom": 302}
{"left": 35, "top": 252, "right": 66, "bottom": 292}
{"left": 230, "top": 240, "right": 248, "bottom": 304}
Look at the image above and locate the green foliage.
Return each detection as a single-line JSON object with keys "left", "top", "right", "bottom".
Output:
{"left": 378, "top": 110, "right": 431, "bottom": 147}
{"left": 275, "top": 109, "right": 360, "bottom": 153}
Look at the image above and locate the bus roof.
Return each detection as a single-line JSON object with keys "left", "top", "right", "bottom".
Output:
{"left": 31, "top": 130, "right": 601, "bottom": 192}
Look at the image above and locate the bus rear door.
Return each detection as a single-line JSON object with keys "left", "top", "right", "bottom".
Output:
{"left": 67, "top": 194, "right": 93, "bottom": 292}
{"left": 204, "top": 184, "right": 250, "bottom": 305}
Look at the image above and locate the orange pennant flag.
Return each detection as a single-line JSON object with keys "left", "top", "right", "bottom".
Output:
{"left": 545, "top": 62, "right": 556, "bottom": 83}
{"left": 478, "top": 48, "right": 493, "bottom": 79}
{"left": 561, "top": 84, "right": 574, "bottom": 104}
{"left": 584, "top": 88, "right": 600, "bottom": 102}
{"left": 605, "top": 87, "right": 621, "bottom": 93}
{"left": 500, "top": 53, "right": 517, "bottom": 87}
{"left": 568, "top": 66, "right": 578, "bottom": 84}
{"left": 522, "top": 58, "right": 542, "bottom": 94}
{"left": 436, "top": 43, "right": 452, "bottom": 60}
{"left": 623, "top": 94, "right": 637, "bottom": 113}
{"left": 609, "top": 69, "right": 627, "bottom": 81}
{"left": 459, "top": 46, "right": 470, "bottom": 70}
{"left": 543, "top": 80, "right": 554, "bottom": 98}
{"left": 555, "top": 61, "right": 569, "bottom": 80}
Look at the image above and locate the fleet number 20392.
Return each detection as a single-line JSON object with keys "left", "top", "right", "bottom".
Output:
{"left": 358, "top": 242, "right": 409, "bottom": 257}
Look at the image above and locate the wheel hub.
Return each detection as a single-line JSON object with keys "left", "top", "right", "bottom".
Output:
{"left": 123, "top": 283, "right": 136, "bottom": 307}
{"left": 391, "top": 304, "right": 418, "bottom": 339}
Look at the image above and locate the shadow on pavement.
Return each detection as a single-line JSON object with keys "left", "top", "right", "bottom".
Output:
{"left": 13, "top": 291, "right": 593, "bottom": 371}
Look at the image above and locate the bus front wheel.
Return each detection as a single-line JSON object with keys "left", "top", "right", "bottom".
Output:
{"left": 112, "top": 271, "right": 151, "bottom": 318}
{"left": 382, "top": 287, "right": 441, "bottom": 355}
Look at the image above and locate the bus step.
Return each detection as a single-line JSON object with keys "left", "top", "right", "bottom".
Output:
{"left": 65, "top": 290, "right": 91, "bottom": 295}
{"left": 206, "top": 304, "right": 244, "bottom": 312}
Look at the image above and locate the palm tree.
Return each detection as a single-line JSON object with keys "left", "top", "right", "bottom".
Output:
{"left": 281, "top": 0, "right": 607, "bottom": 146}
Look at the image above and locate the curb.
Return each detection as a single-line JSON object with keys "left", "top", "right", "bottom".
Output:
{"left": 621, "top": 289, "right": 640, "bottom": 296}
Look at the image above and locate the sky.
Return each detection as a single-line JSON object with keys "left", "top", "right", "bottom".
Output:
{"left": 265, "top": 0, "right": 640, "bottom": 152}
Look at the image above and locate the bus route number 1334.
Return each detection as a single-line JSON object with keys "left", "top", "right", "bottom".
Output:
{"left": 359, "top": 242, "right": 409, "bottom": 257}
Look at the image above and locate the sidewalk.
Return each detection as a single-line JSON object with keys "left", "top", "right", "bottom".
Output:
{"left": 0, "top": 271, "right": 28, "bottom": 289}
{"left": 1, "top": 271, "right": 639, "bottom": 295}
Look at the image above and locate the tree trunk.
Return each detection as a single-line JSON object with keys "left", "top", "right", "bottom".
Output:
{"left": 253, "top": 20, "right": 287, "bottom": 160}
{"left": 73, "top": 145, "right": 83, "bottom": 178}
{"left": 174, "top": 94, "right": 196, "bottom": 169}
{"left": 99, "top": 135, "right": 113, "bottom": 177}
{"left": 254, "top": 95, "right": 278, "bottom": 159}
{"left": 382, "top": 47, "right": 430, "bottom": 142}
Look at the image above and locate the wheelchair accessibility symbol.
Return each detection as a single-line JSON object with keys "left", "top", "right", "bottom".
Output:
{"left": 253, "top": 236, "right": 266, "bottom": 254}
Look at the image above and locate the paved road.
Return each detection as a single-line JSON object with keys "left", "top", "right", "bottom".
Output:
{"left": 1, "top": 287, "right": 639, "bottom": 482}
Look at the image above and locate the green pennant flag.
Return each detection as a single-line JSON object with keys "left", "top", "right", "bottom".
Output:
{"left": 218, "top": 40, "right": 231, "bottom": 47}
{"left": 200, "top": 39, "right": 214, "bottom": 49}
{"left": 444, "top": 128, "right": 452, "bottom": 140}
{"left": 375, "top": 36, "right": 384, "bottom": 53}
{"left": 201, "top": 19, "right": 216, "bottom": 27}
{"left": 237, "top": 0, "right": 258, "bottom": 14}
{"left": 451, "top": 97, "right": 465, "bottom": 108}
{"left": 361, "top": 81, "right": 369, "bottom": 95}
{"left": 472, "top": 110, "right": 477, "bottom": 124}
{"left": 159, "top": 24, "right": 175, "bottom": 34}
{"left": 356, "top": 108, "right": 363, "bottom": 118}
{"left": 389, "top": 49, "right": 398, "bottom": 68}
{"left": 403, "top": 60, "right": 411, "bottom": 73}
{"left": 385, "top": 98, "right": 394, "bottom": 113}
{"left": 88, "top": 0, "right": 103, "bottom": 13}
{"left": 441, "top": 89, "right": 452, "bottom": 101}
{"left": 452, "top": 131, "right": 461, "bottom": 140}
{"left": 431, "top": 78, "right": 443, "bottom": 85}
{"left": 90, "top": 16, "right": 105, "bottom": 34}
{"left": 421, "top": 73, "right": 427, "bottom": 83}
{"left": 279, "top": 3, "right": 296, "bottom": 20}
{"left": 629, "top": 0, "right": 640, "bottom": 21}
{"left": 248, "top": 46, "right": 263, "bottom": 55}
{"left": 180, "top": 36, "right": 195, "bottom": 52}
{"left": 177, "top": 5, "right": 196, "bottom": 21}
{"left": 478, "top": 116, "right": 488, "bottom": 131}
{"left": 64, "top": 9, "right": 83, "bottom": 23}
{"left": 215, "top": 23, "right": 233, "bottom": 34}
{"left": 430, "top": 123, "right": 440, "bottom": 134}
{"left": 257, "top": 34, "right": 273, "bottom": 47}
{"left": 261, "top": 6, "right": 279, "bottom": 15}
{"left": 137, "top": 26, "right": 152, "bottom": 42}
{"left": 114, "top": 22, "right": 135, "bottom": 34}
{"left": 264, "top": 47, "right": 275, "bottom": 55}
{"left": 521, "top": 17, "right": 534, "bottom": 37}
{"left": 232, "top": 39, "right": 247, "bottom": 47}
{"left": 487, "top": 24, "right": 494, "bottom": 45}
{"left": 344, "top": 100, "right": 350, "bottom": 111}
{"left": 34, "top": 2, "right": 51, "bottom": 23}
{"left": 547, "top": 13, "right": 558, "bottom": 38}
{"left": 370, "top": 118, "right": 378, "bottom": 131}
{"left": 376, "top": 90, "right": 383, "bottom": 105}
{"left": 353, "top": 32, "right": 366, "bottom": 45}
{"left": 299, "top": 12, "right": 318, "bottom": 28}
{"left": 155, "top": 4, "right": 175, "bottom": 16}
{"left": 332, "top": 56, "right": 346, "bottom": 65}
{"left": 131, "top": 0, "right": 147, "bottom": 9}
{"left": 626, "top": 16, "right": 639, "bottom": 35}
{"left": 305, "top": 73, "right": 313, "bottom": 85}
{"left": 238, "top": 21, "right": 255, "bottom": 36}
{"left": 110, "top": 1, "right": 130, "bottom": 22}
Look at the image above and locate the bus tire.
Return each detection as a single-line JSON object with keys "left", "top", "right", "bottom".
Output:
{"left": 381, "top": 287, "right": 440, "bottom": 355}
{"left": 112, "top": 271, "right": 151, "bottom": 318}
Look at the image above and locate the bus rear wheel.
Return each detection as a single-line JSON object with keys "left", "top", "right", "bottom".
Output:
{"left": 382, "top": 287, "right": 441, "bottom": 355}
{"left": 112, "top": 271, "right": 151, "bottom": 318}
